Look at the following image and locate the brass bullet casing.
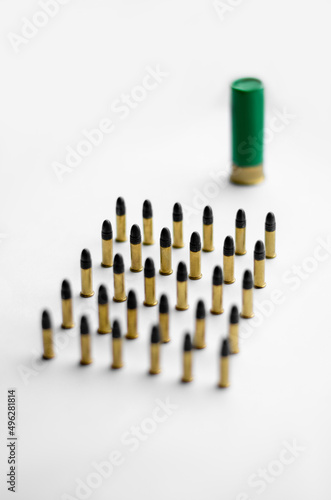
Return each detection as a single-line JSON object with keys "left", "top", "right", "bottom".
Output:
{"left": 159, "top": 294, "right": 170, "bottom": 343}
{"left": 111, "top": 320, "right": 123, "bottom": 369}
{"left": 101, "top": 219, "right": 113, "bottom": 267}
{"left": 80, "top": 316, "right": 92, "bottom": 365}
{"left": 149, "top": 325, "right": 161, "bottom": 375}
{"left": 172, "top": 202, "right": 184, "bottom": 248}
{"left": 218, "top": 338, "right": 230, "bottom": 388}
{"left": 189, "top": 232, "right": 202, "bottom": 280}
{"left": 159, "top": 227, "right": 173, "bottom": 275}
{"left": 126, "top": 290, "right": 138, "bottom": 339}
{"left": 41, "top": 311, "right": 55, "bottom": 360}
{"left": 229, "top": 305, "right": 239, "bottom": 354}
{"left": 265, "top": 212, "right": 276, "bottom": 259}
{"left": 142, "top": 200, "right": 154, "bottom": 245}
{"left": 115, "top": 197, "right": 127, "bottom": 242}
{"left": 223, "top": 236, "right": 235, "bottom": 284}
{"left": 254, "top": 240, "right": 266, "bottom": 288}
{"left": 144, "top": 258, "right": 157, "bottom": 306}
{"left": 235, "top": 209, "right": 246, "bottom": 255}
{"left": 80, "top": 249, "right": 94, "bottom": 297}
{"left": 113, "top": 254, "right": 127, "bottom": 302}
{"left": 202, "top": 206, "right": 214, "bottom": 252}
{"left": 193, "top": 300, "right": 206, "bottom": 349}
{"left": 182, "top": 333, "right": 193, "bottom": 383}
{"left": 176, "top": 261, "right": 189, "bottom": 311}
{"left": 61, "top": 280, "right": 74, "bottom": 329}
{"left": 210, "top": 266, "right": 224, "bottom": 315}
{"left": 97, "top": 285, "right": 111, "bottom": 334}
{"left": 241, "top": 270, "right": 254, "bottom": 318}
{"left": 130, "top": 224, "right": 143, "bottom": 272}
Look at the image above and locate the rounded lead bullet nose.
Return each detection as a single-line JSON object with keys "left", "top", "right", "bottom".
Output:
{"left": 265, "top": 212, "right": 276, "bottom": 231}
{"left": 80, "top": 315, "right": 89, "bottom": 335}
{"left": 177, "top": 261, "right": 188, "bottom": 281}
{"left": 173, "top": 202, "right": 183, "bottom": 221}
{"left": 230, "top": 305, "right": 239, "bottom": 324}
{"left": 112, "top": 320, "right": 121, "bottom": 338}
{"left": 61, "top": 279, "right": 72, "bottom": 300}
{"left": 130, "top": 224, "right": 142, "bottom": 244}
{"left": 243, "top": 270, "right": 253, "bottom": 289}
{"left": 113, "top": 254, "right": 124, "bottom": 274}
{"left": 160, "top": 227, "right": 171, "bottom": 248}
{"left": 221, "top": 338, "right": 229, "bottom": 357}
{"left": 42, "top": 310, "right": 51, "bottom": 329}
{"left": 254, "top": 240, "right": 265, "bottom": 260}
{"left": 184, "top": 333, "right": 192, "bottom": 351}
{"left": 203, "top": 206, "right": 213, "bottom": 225}
{"left": 116, "top": 197, "right": 126, "bottom": 216}
{"left": 236, "top": 209, "right": 246, "bottom": 228}
{"left": 127, "top": 290, "right": 137, "bottom": 309}
{"left": 223, "top": 236, "right": 234, "bottom": 256}
{"left": 151, "top": 325, "right": 160, "bottom": 343}
{"left": 144, "top": 257, "right": 155, "bottom": 278}
{"left": 159, "top": 294, "right": 169, "bottom": 314}
{"left": 196, "top": 300, "right": 206, "bottom": 319}
{"left": 102, "top": 219, "right": 113, "bottom": 240}
{"left": 190, "top": 232, "right": 201, "bottom": 252}
{"left": 143, "top": 200, "right": 153, "bottom": 219}
{"left": 81, "top": 248, "right": 92, "bottom": 269}
{"left": 98, "top": 284, "right": 108, "bottom": 304}
{"left": 213, "top": 266, "right": 223, "bottom": 286}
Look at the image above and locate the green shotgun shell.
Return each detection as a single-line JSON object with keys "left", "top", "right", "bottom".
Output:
{"left": 230, "top": 77, "right": 264, "bottom": 185}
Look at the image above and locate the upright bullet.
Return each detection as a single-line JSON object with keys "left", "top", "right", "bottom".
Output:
{"left": 254, "top": 240, "right": 266, "bottom": 288}
{"left": 113, "top": 254, "right": 127, "bottom": 302}
{"left": 80, "top": 249, "right": 94, "bottom": 297}
{"left": 176, "top": 261, "right": 189, "bottom": 310}
{"left": 265, "top": 212, "right": 276, "bottom": 258}
{"left": 235, "top": 209, "right": 246, "bottom": 255}
{"left": 61, "top": 279, "right": 74, "bottom": 329}
{"left": 111, "top": 320, "right": 123, "bottom": 369}
{"left": 229, "top": 305, "right": 239, "bottom": 354}
{"left": 159, "top": 294, "right": 170, "bottom": 343}
{"left": 101, "top": 219, "right": 113, "bottom": 267}
{"left": 189, "top": 232, "right": 202, "bottom": 280}
{"left": 218, "top": 338, "right": 230, "bottom": 388}
{"left": 149, "top": 325, "right": 161, "bottom": 375}
{"left": 223, "top": 236, "right": 235, "bottom": 284}
{"left": 202, "top": 206, "right": 214, "bottom": 252}
{"left": 130, "top": 224, "right": 143, "bottom": 272}
{"left": 80, "top": 316, "right": 92, "bottom": 365}
{"left": 142, "top": 200, "right": 154, "bottom": 245}
{"left": 193, "top": 300, "right": 206, "bottom": 349}
{"left": 210, "top": 266, "right": 224, "bottom": 315}
{"left": 144, "top": 258, "right": 157, "bottom": 306}
{"left": 159, "top": 227, "right": 173, "bottom": 275}
{"left": 97, "top": 285, "right": 111, "bottom": 334}
{"left": 42, "top": 310, "right": 55, "bottom": 360}
{"left": 116, "top": 197, "right": 127, "bottom": 242}
{"left": 181, "top": 333, "right": 193, "bottom": 383}
{"left": 126, "top": 290, "right": 139, "bottom": 339}
{"left": 172, "top": 202, "right": 184, "bottom": 248}
{"left": 241, "top": 270, "right": 254, "bottom": 318}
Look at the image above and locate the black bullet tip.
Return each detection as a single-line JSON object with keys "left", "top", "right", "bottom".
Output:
{"left": 196, "top": 300, "right": 206, "bottom": 319}
{"left": 183, "top": 333, "right": 192, "bottom": 352}
{"left": 116, "top": 197, "right": 126, "bottom": 216}
{"left": 130, "top": 224, "right": 141, "bottom": 245}
{"left": 113, "top": 253, "right": 124, "bottom": 274}
{"left": 212, "top": 266, "right": 223, "bottom": 286}
{"left": 127, "top": 290, "right": 137, "bottom": 310}
{"left": 159, "top": 294, "right": 169, "bottom": 314}
{"left": 143, "top": 200, "right": 153, "bottom": 219}
{"left": 80, "top": 315, "right": 89, "bottom": 335}
{"left": 173, "top": 202, "right": 183, "bottom": 222}
{"left": 160, "top": 227, "right": 171, "bottom": 248}
{"left": 144, "top": 257, "right": 155, "bottom": 278}
{"left": 98, "top": 284, "right": 108, "bottom": 305}
{"left": 221, "top": 338, "right": 229, "bottom": 357}
{"left": 254, "top": 240, "right": 265, "bottom": 260}
{"left": 102, "top": 219, "right": 113, "bottom": 240}
{"left": 236, "top": 209, "right": 246, "bottom": 228}
{"left": 265, "top": 212, "right": 276, "bottom": 232}
{"left": 151, "top": 325, "right": 160, "bottom": 344}
{"left": 112, "top": 320, "right": 121, "bottom": 338}
{"left": 177, "top": 261, "right": 188, "bottom": 282}
{"left": 243, "top": 270, "right": 253, "bottom": 289}
{"left": 230, "top": 305, "right": 239, "bottom": 324}
{"left": 80, "top": 248, "right": 92, "bottom": 269}
{"left": 190, "top": 231, "right": 201, "bottom": 252}
{"left": 41, "top": 310, "right": 51, "bottom": 329}
{"left": 61, "top": 279, "right": 72, "bottom": 300}
{"left": 223, "top": 236, "right": 234, "bottom": 256}
{"left": 203, "top": 205, "right": 213, "bottom": 225}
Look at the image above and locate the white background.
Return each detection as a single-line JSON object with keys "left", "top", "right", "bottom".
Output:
{"left": 1, "top": 1, "right": 330, "bottom": 499}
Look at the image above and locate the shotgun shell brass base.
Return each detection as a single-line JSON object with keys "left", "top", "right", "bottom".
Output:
{"left": 42, "top": 329, "right": 55, "bottom": 359}
{"left": 80, "top": 268, "right": 94, "bottom": 297}
{"left": 218, "top": 357, "right": 230, "bottom": 387}
{"left": 61, "top": 299, "right": 75, "bottom": 329}
{"left": 202, "top": 224, "right": 214, "bottom": 252}
{"left": 143, "top": 218, "right": 154, "bottom": 245}
{"left": 144, "top": 277, "right": 158, "bottom": 306}
{"left": 189, "top": 250, "right": 202, "bottom": 280}
{"left": 241, "top": 288, "right": 254, "bottom": 319}
{"left": 254, "top": 259, "right": 266, "bottom": 288}
{"left": 126, "top": 309, "right": 138, "bottom": 339}
{"left": 182, "top": 352, "right": 193, "bottom": 383}
{"left": 176, "top": 281, "right": 189, "bottom": 311}
{"left": 101, "top": 238, "right": 113, "bottom": 268}
{"left": 149, "top": 343, "right": 161, "bottom": 374}
{"left": 230, "top": 164, "right": 264, "bottom": 185}
{"left": 173, "top": 220, "right": 184, "bottom": 248}
{"left": 116, "top": 214, "right": 127, "bottom": 242}
{"left": 111, "top": 338, "right": 123, "bottom": 369}
{"left": 223, "top": 255, "right": 235, "bottom": 284}
{"left": 97, "top": 303, "right": 111, "bottom": 334}
{"left": 265, "top": 230, "right": 276, "bottom": 259}
{"left": 210, "top": 285, "right": 224, "bottom": 315}
{"left": 113, "top": 273, "right": 127, "bottom": 302}
{"left": 80, "top": 335, "right": 92, "bottom": 365}
{"left": 235, "top": 227, "right": 246, "bottom": 255}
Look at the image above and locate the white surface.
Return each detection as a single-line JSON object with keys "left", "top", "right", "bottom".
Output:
{"left": 1, "top": 1, "right": 330, "bottom": 499}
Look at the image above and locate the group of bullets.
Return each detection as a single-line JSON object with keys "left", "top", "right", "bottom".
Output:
{"left": 41, "top": 198, "right": 276, "bottom": 387}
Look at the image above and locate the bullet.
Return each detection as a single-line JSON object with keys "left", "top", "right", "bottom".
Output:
{"left": 181, "top": 333, "right": 193, "bottom": 383}
{"left": 144, "top": 257, "right": 157, "bottom": 306}
{"left": 126, "top": 290, "right": 139, "bottom": 340}
{"left": 101, "top": 219, "right": 113, "bottom": 267}
{"left": 210, "top": 266, "right": 224, "bottom": 315}
{"left": 116, "top": 197, "right": 127, "bottom": 242}
{"left": 80, "top": 249, "right": 94, "bottom": 297}
{"left": 176, "top": 261, "right": 189, "bottom": 310}
{"left": 241, "top": 270, "right": 254, "bottom": 319}
{"left": 202, "top": 205, "right": 214, "bottom": 252}
{"left": 229, "top": 305, "right": 239, "bottom": 354}
{"left": 80, "top": 315, "right": 92, "bottom": 365}
{"left": 159, "top": 227, "right": 173, "bottom": 275}
{"left": 223, "top": 236, "right": 235, "bottom": 284}
{"left": 149, "top": 325, "right": 161, "bottom": 375}
{"left": 130, "top": 224, "right": 143, "bottom": 272}
{"left": 254, "top": 240, "right": 266, "bottom": 288}
{"left": 159, "top": 294, "right": 170, "bottom": 343}
{"left": 235, "top": 209, "right": 246, "bottom": 255}
{"left": 218, "top": 338, "right": 230, "bottom": 388}
{"left": 111, "top": 320, "right": 123, "bottom": 369}
{"left": 42, "top": 310, "right": 55, "bottom": 360}
{"left": 113, "top": 254, "right": 127, "bottom": 302}
{"left": 97, "top": 285, "right": 111, "bottom": 334}
{"left": 189, "top": 232, "right": 202, "bottom": 280}
{"left": 61, "top": 279, "right": 74, "bottom": 329}
{"left": 172, "top": 202, "right": 184, "bottom": 248}
{"left": 265, "top": 212, "right": 276, "bottom": 259}
{"left": 193, "top": 300, "right": 206, "bottom": 349}
{"left": 142, "top": 200, "right": 154, "bottom": 245}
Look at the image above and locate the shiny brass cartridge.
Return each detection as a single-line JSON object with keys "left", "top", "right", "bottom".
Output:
{"left": 235, "top": 209, "right": 246, "bottom": 255}
{"left": 218, "top": 338, "right": 230, "bottom": 388}
{"left": 176, "top": 261, "right": 189, "bottom": 311}
{"left": 223, "top": 236, "right": 235, "bottom": 284}
{"left": 61, "top": 279, "right": 74, "bottom": 329}
{"left": 202, "top": 205, "right": 214, "bottom": 252}
{"left": 149, "top": 325, "right": 161, "bottom": 375}
{"left": 181, "top": 333, "right": 193, "bottom": 383}
{"left": 159, "top": 227, "right": 173, "bottom": 275}
{"left": 116, "top": 197, "right": 127, "bottom": 242}
{"left": 142, "top": 200, "right": 154, "bottom": 245}
{"left": 189, "top": 232, "right": 202, "bottom": 280}
{"left": 113, "top": 254, "right": 127, "bottom": 302}
{"left": 126, "top": 290, "right": 139, "bottom": 339}
{"left": 159, "top": 294, "right": 170, "bottom": 343}
{"left": 254, "top": 240, "right": 266, "bottom": 288}
{"left": 42, "top": 310, "right": 55, "bottom": 360}
{"left": 172, "top": 202, "right": 184, "bottom": 248}
{"left": 144, "top": 258, "right": 157, "bottom": 306}
{"left": 97, "top": 285, "right": 111, "bottom": 334}
{"left": 193, "top": 300, "right": 206, "bottom": 349}
{"left": 229, "top": 305, "right": 239, "bottom": 354}
{"left": 265, "top": 212, "right": 276, "bottom": 259}
{"left": 241, "top": 270, "right": 254, "bottom": 318}
{"left": 210, "top": 266, "right": 224, "bottom": 315}
{"left": 130, "top": 224, "right": 143, "bottom": 272}
{"left": 80, "top": 248, "right": 94, "bottom": 297}
{"left": 101, "top": 219, "right": 113, "bottom": 267}
{"left": 111, "top": 320, "right": 123, "bottom": 369}
{"left": 80, "top": 315, "right": 92, "bottom": 365}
